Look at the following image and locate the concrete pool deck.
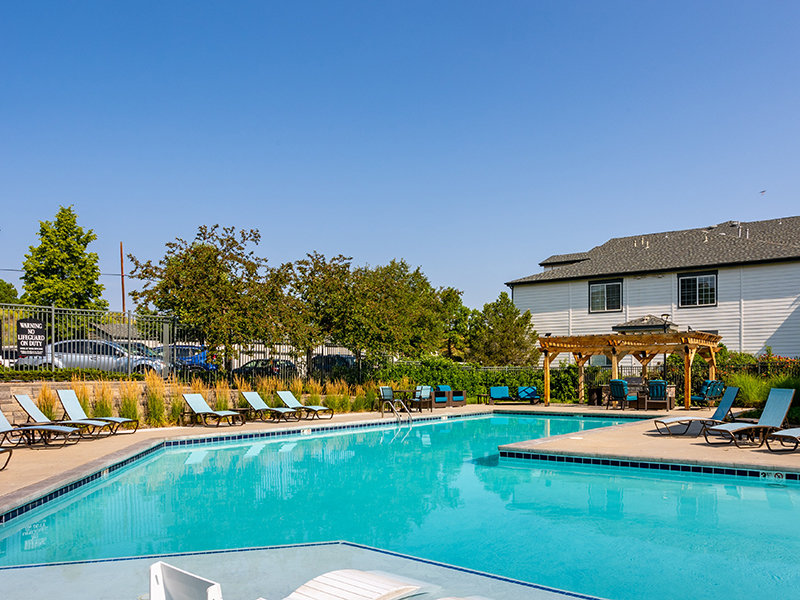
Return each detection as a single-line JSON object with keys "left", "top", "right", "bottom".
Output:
{"left": 3, "top": 402, "right": 800, "bottom": 518}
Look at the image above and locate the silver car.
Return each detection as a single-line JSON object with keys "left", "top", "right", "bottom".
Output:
{"left": 16, "top": 339, "right": 165, "bottom": 374}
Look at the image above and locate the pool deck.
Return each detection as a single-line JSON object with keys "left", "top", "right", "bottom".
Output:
{"left": 3, "top": 403, "right": 800, "bottom": 517}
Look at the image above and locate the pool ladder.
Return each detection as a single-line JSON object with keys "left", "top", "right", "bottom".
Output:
{"left": 382, "top": 399, "right": 412, "bottom": 426}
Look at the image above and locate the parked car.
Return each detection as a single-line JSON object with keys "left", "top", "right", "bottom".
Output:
{"left": 15, "top": 339, "right": 165, "bottom": 374}
{"left": 232, "top": 358, "right": 297, "bottom": 379}
{"left": 155, "top": 344, "right": 218, "bottom": 371}
{"left": 1, "top": 346, "right": 18, "bottom": 369}
{"left": 309, "top": 354, "right": 357, "bottom": 376}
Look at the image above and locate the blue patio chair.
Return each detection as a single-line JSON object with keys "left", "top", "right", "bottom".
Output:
{"left": 516, "top": 386, "right": 541, "bottom": 404}
{"left": 704, "top": 388, "right": 794, "bottom": 447}
{"left": 691, "top": 380, "right": 722, "bottom": 407}
{"left": 489, "top": 386, "right": 513, "bottom": 403}
{"left": 0, "top": 405, "right": 79, "bottom": 448}
{"left": 434, "top": 385, "right": 466, "bottom": 407}
{"left": 655, "top": 386, "right": 739, "bottom": 435}
{"left": 609, "top": 379, "right": 638, "bottom": 410}
{"left": 57, "top": 389, "right": 139, "bottom": 433}
{"left": 14, "top": 393, "right": 110, "bottom": 439}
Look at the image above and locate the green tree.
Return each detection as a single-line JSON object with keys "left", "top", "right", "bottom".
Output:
{"left": 439, "top": 287, "right": 471, "bottom": 360}
{"left": 467, "top": 292, "right": 539, "bottom": 366}
{"left": 21, "top": 206, "right": 107, "bottom": 309}
{"left": 0, "top": 279, "right": 19, "bottom": 304}
{"left": 338, "top": 260, "right": 443, "bottom": 361}
{"left": 129, "top": 225, "right": 282, "bottom": 367}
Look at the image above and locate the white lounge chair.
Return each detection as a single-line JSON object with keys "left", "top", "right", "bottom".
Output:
{"left": 255, "top": 569, "right": 426, "bottom": 600}
{"left": 150, "top": 561, "right": 223, "bottom": 600}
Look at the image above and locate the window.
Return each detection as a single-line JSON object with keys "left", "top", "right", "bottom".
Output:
{"left": 589, "top": 280, "right": 622, "bottom": 312}
{"left": 678, "top": 272, "right": 717, "bottom": 307}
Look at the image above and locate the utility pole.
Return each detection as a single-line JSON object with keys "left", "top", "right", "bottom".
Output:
{"left": 120, "top": 241, "right": 126, "bottom": 313}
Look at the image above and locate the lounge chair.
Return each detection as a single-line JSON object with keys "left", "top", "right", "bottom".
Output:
{"left": 0, "top": 448, "right": 10, "bottom": 470}
{"left": 279, "top": 569, "right": 424, "bottom": 600}
{"left": 516, "top": 385, "right": 541, "bottom": 404}
{"left": 240, "top": 391, "right": 300, "bottom": 422}
{"left": 654, "top": 386, "right": 739, "bottom": 435}
{"left": 609, "top": 379, "right": 638, "bottom": 410}
{"left": 0, "top": 406, "right": 79, "bottom": 447}
{"left": 150, "top": 561, "right": 222, "bottom": 600}
{"left": 14, "top": 393, "right": 109, "bottom": 438}
{"left": 182, "top": 393, "right": 245, "bottom": 426}
{"left": 277, "top": 390, "right": 334, "bottom": 420}
{"left": 57, "top": 389, "right": 139, "bottom": 434}
{"left": 408, "top": 385, "right": 433, "bottom": 412}
{"left": 766, "top": 426, "right": 800, "bottom": 453}
{"left": 703, "top": 388, "right": 795, "bottom": 447}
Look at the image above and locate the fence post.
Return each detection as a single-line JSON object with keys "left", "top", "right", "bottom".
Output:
{"left": 50, "top": 304, "right": 55, "bottom": 374}
{"left": 162, "top": 321, "right": 171, "bottom": 379}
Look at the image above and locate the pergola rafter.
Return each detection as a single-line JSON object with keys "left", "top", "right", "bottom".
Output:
{"left": 538, "top": 331, "right": 722, "bottom": 409}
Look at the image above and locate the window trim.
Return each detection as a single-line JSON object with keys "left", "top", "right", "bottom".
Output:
{"left": 677, "top": 271, "right": 718, "bottom": 309}
{"left": 588, "top": 278, "right": 623, "bottom": 313}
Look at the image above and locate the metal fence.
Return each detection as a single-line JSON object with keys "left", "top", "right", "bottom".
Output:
{"left": 0, "top": 303, "right": 356, "bottom": 383}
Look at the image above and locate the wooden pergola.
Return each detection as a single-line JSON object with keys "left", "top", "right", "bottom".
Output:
{"left": 537, "top": 331, "right": 722, "bottom": 409}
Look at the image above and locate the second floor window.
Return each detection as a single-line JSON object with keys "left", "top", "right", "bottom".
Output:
{"left": 679, "top": 272, "right": 717, "bottom": 307}
{"left": 589, "top": 280, "right": 622, "bottom": 312}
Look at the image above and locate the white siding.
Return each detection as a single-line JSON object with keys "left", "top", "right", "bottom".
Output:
{"left": 511, "top": 259, "right": 800, "bottom": 361}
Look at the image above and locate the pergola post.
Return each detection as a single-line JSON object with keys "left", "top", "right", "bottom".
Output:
{"left": 543, "top": 351, "right": 551, "bottom": 406}
{"left": 708, "top": 349, "right": 718, "bottom": 381}
{"left": 683, "top": 346, "right": 696, "bottom": 410}
{"left": 610, "top": 349, "right": 619, "bottom": 380}
{"left": 573, "top": 353, "right": 590, "bottom": 403}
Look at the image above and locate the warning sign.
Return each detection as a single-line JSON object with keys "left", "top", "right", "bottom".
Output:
{"left": 17, "top": 319, "right": 46, "bottom": 357}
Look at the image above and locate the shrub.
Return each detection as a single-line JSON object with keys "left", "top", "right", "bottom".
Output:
{"left": 305, "top": 378, "right": 323, "bottom": 396}
{"left": 145, "top": 370, "right": 167, "bottom": 426}
{"left": 72, "top": 375, "right": 92, "bottom": 414}
{"left": 0, "top": 368, "right": 144, "bottom": 383}
{"left": 93, "top": 380, "right": 114, "bottom": 417}
{"left": 119, "top": 379, "right": 141, "bottom": 423}
{"left": 255, "top": 376, "right": 279, "bottom": 407}
{"left": 289, "top": 377, "right": 304, "bottom": 399}
{"left": 726, "top": 372, "right": 771, "bottom": 407}
{"left": 232, "top": 374, "right": 251, "bottom": 392}
{"left": 168, "top": 375, "right": 186, "bottom": 424}
{"left": 37, "top": 382, "right": 57, "bottom": 421}
{"left": 214, "top": 379, "right": 230, "bottom": 411}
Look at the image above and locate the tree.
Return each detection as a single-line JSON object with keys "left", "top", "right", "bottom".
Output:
{"left": 438, "top": 287, "right": 471, "bottom": 360}
{"left": 0, "top": 279, "right": 19, "bottom": 304}
{"left": 467, "top": 292, "right": 540, "bottom": 366}
{"left": 128, "top": 225, "right": 282, "bottom": 367}
{"left": 21, "top": 206, "right": 107, "bottom": 309}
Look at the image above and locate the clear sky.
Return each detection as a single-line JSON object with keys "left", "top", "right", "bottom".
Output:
{"left": 2, "top": 1, "right": 799, "bottom": 311}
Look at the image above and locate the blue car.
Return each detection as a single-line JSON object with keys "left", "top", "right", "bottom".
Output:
{"left": 155, "top": 345, "right": 218, "bottom": 371}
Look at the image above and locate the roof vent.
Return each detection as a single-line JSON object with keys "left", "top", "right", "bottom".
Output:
{"left": 730, "top": 221, "right": 740, "bottom": 227}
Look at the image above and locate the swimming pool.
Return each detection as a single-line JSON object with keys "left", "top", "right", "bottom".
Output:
{"left": 1, "top": 414, "right": 799, "bottom": 600}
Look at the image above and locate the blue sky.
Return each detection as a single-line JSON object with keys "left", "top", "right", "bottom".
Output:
{"left": 2, "top": 1, "right": 799, "bottom": 311}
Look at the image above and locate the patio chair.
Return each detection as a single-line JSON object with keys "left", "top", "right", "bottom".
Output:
{"left": 691, "top": 380, "right": 723, "bottom": 408}
{"left": 703, "top": 387, "right": 795, "bottom": 447}
{"left": 277, "top": 390, "right": 334, "bottom": 420}
{"left": 444, "top": 385, "right": 466, "bottom": 407}
{"left": 57, "top": 389, "right": 139, "bottom": 434}
{"left": 654, "top": 386, "right": 739, "bottom": 435}
{"left": 182, "top": 393, "right": 245, "bottom": 426}
{"left": 0, "top": 448, "right": 10, "bottom": 470}
{"left": 516, "top": 386, "right": 541, "bottom": 404}
{"left": 14, "top": 393, "right": 109, "bottom": 439}
{"left": 150, "top": 561, "right": 222, "bottom": 600}
{"left": 609, "top": 379, "right": 638, "bottom": 410}
{"left": 0, "top": 405, "right": 80, "bottom": 448}
{"left": 240, "top": 391, "right": 300, "bottom": 422}
{"left": 278, "top": 569, "right": 424, "bottom": 600}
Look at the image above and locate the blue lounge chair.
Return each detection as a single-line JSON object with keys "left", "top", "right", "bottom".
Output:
{"left": 516, "top": 386, "right": 541, "bottom": 404}
{"left": 277, "top": 390, "right": 334, "bottom": 420}
{"left": 609, "top": 379, "right": 638, "bottom": 410}
{"left": 57, "top": 389, "right": 139, "bottom": 434}
{"left": 14, "top": 393, "right": 108, "bottom": 439}
{"left": 182, "top": 393, "right": 245, "bottom": 426}
{"left": 240, "top": 391, "right": 299, "bottom": 422}
{"left": 0, "top": 405, "right": 79, "bottom": 448}
{"left": 654, "top": 386, "right": 739, "bottom": 435}
{"left": 704, "top": 388, "right": 794, "bottom": 447}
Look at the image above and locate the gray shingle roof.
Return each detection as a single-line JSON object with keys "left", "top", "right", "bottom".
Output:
{"left": 508, "top": 216, "right": 800, "bottom": 285}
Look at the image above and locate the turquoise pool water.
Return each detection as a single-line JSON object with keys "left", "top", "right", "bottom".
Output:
{"left": 1, "top": 415, "right": 800, "bottom": 600}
